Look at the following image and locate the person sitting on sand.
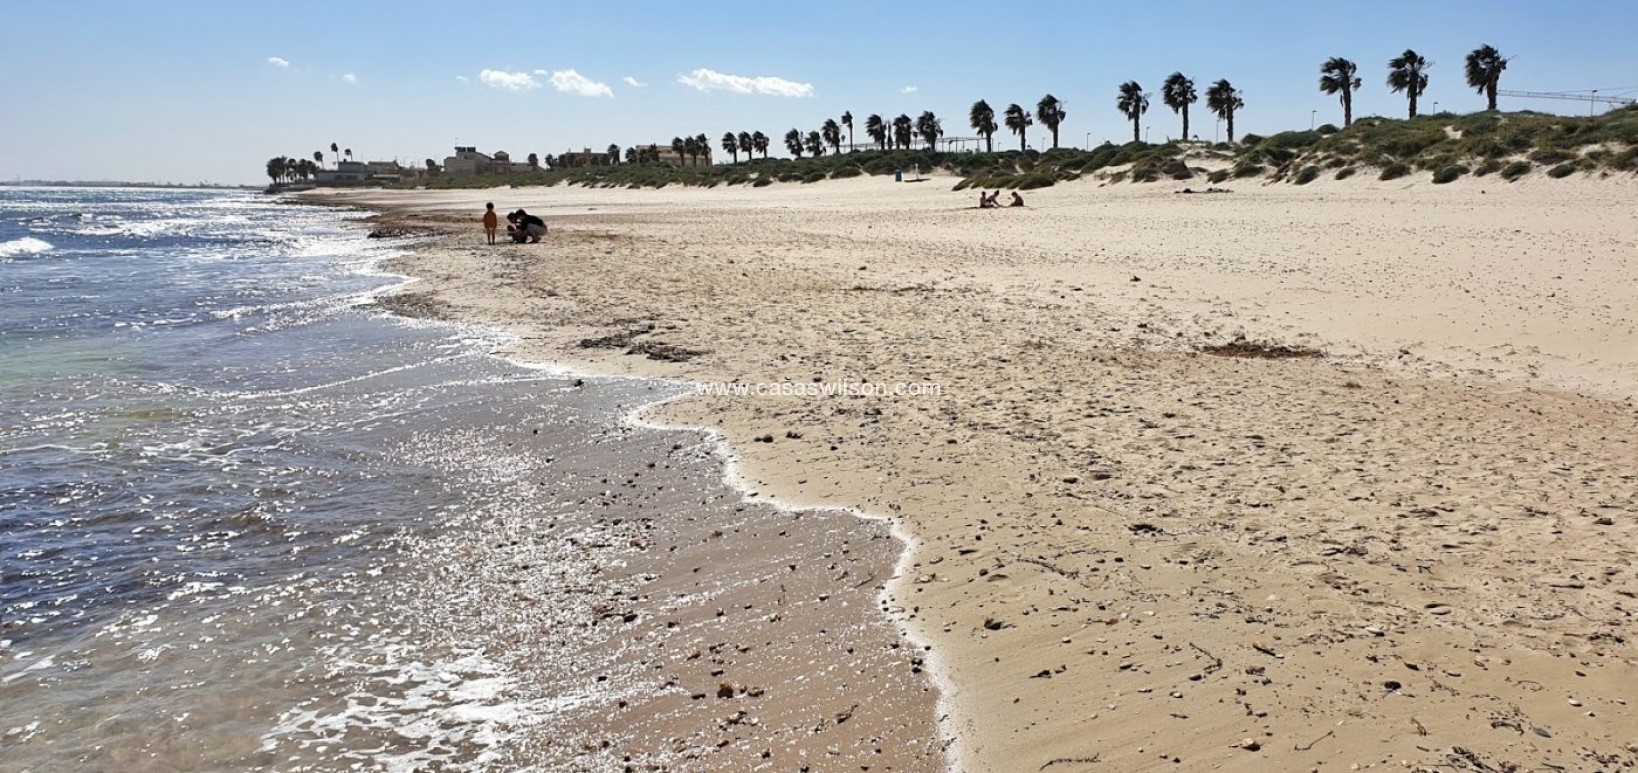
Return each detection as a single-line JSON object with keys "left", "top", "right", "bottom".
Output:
{"left": 1009, "top": 192, "right": 1025, "bottom": 207}
{"left": 984, "top": 190, "right": 1001, "bottom": 207}
{"left": 510, "top": 209, "right": 547, "bottom": 243}
{"left": 977, "top": 191, "right": 992, "bottom": 209}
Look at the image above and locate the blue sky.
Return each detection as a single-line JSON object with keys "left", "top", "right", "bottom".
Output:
{"left": 3, "top": 0, "right": 1635, "bottom": 184}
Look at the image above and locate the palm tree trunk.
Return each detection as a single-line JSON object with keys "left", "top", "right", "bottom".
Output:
{"left": 1133, "top": 117, "right": 1140, "bottom": 143}
{"left": 1182, "top": 108, "right": 1190, "bottom": 143}
{"left": 1409, "top": 92, "right": 1417, "bottom": 119}
{"left": 1019, "top": 132, "right": 1026, "bottom": 152}
{"left": 1344, "top": 92, "right": 1353, "bottom": 127}
{"left": 1487, "top": 84, "right": 1498, "bottom": 111}
{"left": 985, "top": 133, "right": 993, "bottom": 153}
{"left": 1227, "top": 112, "right": 1236, "bottom": 144}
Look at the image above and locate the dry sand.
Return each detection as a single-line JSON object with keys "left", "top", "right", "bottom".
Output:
{"left": 318, "top": 173, "right": 1638, "bottom": 772}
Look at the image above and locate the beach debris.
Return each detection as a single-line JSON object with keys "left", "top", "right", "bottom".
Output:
{"left": 1294, "top": 730, "right": 1334, "bottom": 751}
{"left": 1039, "top": 755, "right": 1099, "bottom": 770}
{"left": 717, "top": 682, "right": 735, "bottom": 699}
{"left": 1236, "top": 738, "right": 1262, "bottom": 751}
{"left": 628, "top": 340, "right": 707, "bottom": 362}
{"left": 1200, "top": 336, "right": 1322, "bottom": 360}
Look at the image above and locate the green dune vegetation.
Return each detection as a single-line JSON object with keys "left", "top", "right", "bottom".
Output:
{"left": 386, "top": 43, "right": 1636, "bottom": 193}
{"left": 399, "top": 104, "right": 1638, "bottom": 193}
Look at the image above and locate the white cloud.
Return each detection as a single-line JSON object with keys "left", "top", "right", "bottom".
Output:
{"left": 480, "top": 69, "right": 541, "bottom": 91}
{"left": 900, "top": 85, "right": 918, "bottom": 94}
{"left": 623, "top": 76, "right": 647, "bottom": 88}
{"left": 548, "top": 69, "right": 614, "bottom": 99}
{"left": 341, "top": 73, "right": 358, "bottom": 85}
{"left": 455, "top": 75, "right": 469, "bottom": 83}
{"left": 676, "top": 68, "right": 814, "bottom": 98}
{"left": 268, "top": 56, "right": 290, "bottom": 69}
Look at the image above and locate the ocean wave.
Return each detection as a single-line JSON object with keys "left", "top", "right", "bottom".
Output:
{"left": 0, "top": 237, "right": 54, "bottom": 258}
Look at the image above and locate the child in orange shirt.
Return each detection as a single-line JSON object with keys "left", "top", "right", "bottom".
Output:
{"left": 482, "top": 202, "right": 499, "bottom": 244}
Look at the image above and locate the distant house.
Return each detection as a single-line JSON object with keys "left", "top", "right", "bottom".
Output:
{"left": 443, "top": 146, "right": 533, "bottom": 176}
{"left": 442, "top": 146, "right": 491, "bottom": 176}
{"left": 557, "top": 147, "right": 614, "bottom": 167}
{"left": 315, "top": 161, "right": 369, "bottom": 185}
{"left": 653, "top": 144, "right": 709, "bottom": 167}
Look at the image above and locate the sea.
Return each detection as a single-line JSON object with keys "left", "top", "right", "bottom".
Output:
{"left": 0, "top": 187, "right": 710, "bottom": 771}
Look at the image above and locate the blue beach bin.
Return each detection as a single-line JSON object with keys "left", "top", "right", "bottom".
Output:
{"left": 894, "top": 169, "right": 903, "bottom": 182}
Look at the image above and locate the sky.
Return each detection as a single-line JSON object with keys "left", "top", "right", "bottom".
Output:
{"left": 3, "top": 0, "right": 1636, "bottom": 184}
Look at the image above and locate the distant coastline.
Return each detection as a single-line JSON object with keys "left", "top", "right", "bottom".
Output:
{"left": 0, "top": 180, "right": 258, "bottom": 190}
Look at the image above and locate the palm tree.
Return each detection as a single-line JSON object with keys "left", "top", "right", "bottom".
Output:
{"left": 625, "top": 147, "right": 637, "bottom": 163}
{"left": 1319, "top": 57, "right": 1362, "bottom": 127}
{"left": 892, "top": 114, "right": 913, "bottom": 150}
{"left": 1161, "top": 72, "right": 1198, "bottom": 142}
{"left": 1206, "top": 79, "right": 1244, "bottom": 143}
{"left": 1036, "top": 94, "right": 1066, "bottom": 149}
{"left": 804, "top": 130, "right": 825, "bottom": 157}
{"left": 738, "top": 131, "right": 753, "bottom": 161}
{"left": 722, "top": 132, "right": 739, "bottom": 164}
{"left": 841, "top": 111, "right": 854, "bottom": 151}
{"left": 344, "top": 148, "right": 353, "bottom": 164}
{"left": 694, "top": 133, "right": 710, "bottom": 165}
{"left": 671, "top": 137, "right": 685, "bottom": 165}
{"left": 865, "top": 114, "right": 887, "bottom": 150}
{"left": 1386, "top": 50, "right": 1431, "bottom": 118}
{"left": 785, "top": 129, "right": 804, "bottom": 158}
{"left": 330, "top": 142, "right": 339, "bottom": 168}
{"left": 1004, "top": 103, "right": 1033, "bottom": 151}
{"left": 752, "top": 131, "right": 769, "bottom": 159}
{"left": 1466, "top": 44, "right": 1508, "bottom": 111}
{"left": 528, "top": 152, "right": 540, "bottom": 168}
{"left": 1117, "top": 81, "right": 1149, "bottom": 143}
{"left": 822, "top": 119, "right": 842, "bottom": 155}
{"left": 970, "top": 100, "right": 998, "bottom": 153}
{"left": 312, "top": 150, "right": 323, "bottom": 168}
{"left": 606, "top": 145, "right": 619, "bottom": 164}
{"left": 266, "top": 156, "right": 286, "bottom": 184}
{"left": 916, "top": 111, "right": 943, "bottom": 151}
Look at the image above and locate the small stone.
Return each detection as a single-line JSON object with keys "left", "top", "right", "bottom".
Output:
{"left": 1237, "top": 738, "right": 1261, "bottom": 751}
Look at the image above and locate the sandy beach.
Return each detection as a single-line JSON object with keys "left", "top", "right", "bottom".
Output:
{"left": 320, "top": 173, "right": 1637, "bottom": 772}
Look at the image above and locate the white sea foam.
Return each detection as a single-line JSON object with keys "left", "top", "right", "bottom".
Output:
{"left": 0, "top": 237, "right": 53, "bottom": 258}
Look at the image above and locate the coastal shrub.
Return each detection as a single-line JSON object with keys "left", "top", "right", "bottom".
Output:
{"left": 1231, "top": 162, "right": 1265, "bottom": 179}
{"left": 1263, "top": 147, "right": 1298, "bottom": 165}
{"left": 1294, "top": 166, "right": 1321, "bottom": 185}
{"left": 1207, "top": 169, "right": 1231, "bottom": 183}
{"left": 1547, "top": 163, "right": 1577, "bottom": 179}
{"left": 1529, "top": 148, "right": 1576, "bottom": 165}
{"left": 1501, "top": 161, "right": 1532, "bottom": 181}
{"left": 1014, "top": 173, "right": 1057, "bottom": 190}
{"left": 752, "top": 177, "right": 774, "bottom": 187}
{"left": 1317, "top": 123, "right": 1341, "bottom": 135}
{"left": 830, "top": 166, "right": 862, "bottom": 179}
{"left": 1335, "top": 166, "right": 1357, "bottom": 180}
{"left": 1324, "top": 156, "right": 1347, "bottom": 169}
{"left": 1239, "top": 133, "right": 1266, "bottom": 146}
{"left": 1378, "top": 162, "right": 1412, "bottom": 180}
{"left": 1610, "top": 148, "right": 1638, "bottom": 171}
{"left": 1432, "top": 164, "right": 1468, "bottom": 184}
{"left": 1473, "top": 159, "right": 1503, "bottom": 177}
{"left": 1108, "top": 170, "right": 1128, "bottom": 183}
{"left": 1131, "top": 166, "right": 1161, "bottom": 183}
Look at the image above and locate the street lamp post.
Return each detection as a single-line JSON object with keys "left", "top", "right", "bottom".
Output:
{"left": 1085, "top": 132, "right": 1091, "bottom": 150}
{"left": 1145, "top": 125, "right": 1151, "bottom": 143}
{"left": 1310, "top": 110, "right": 1317, "bottom": 130}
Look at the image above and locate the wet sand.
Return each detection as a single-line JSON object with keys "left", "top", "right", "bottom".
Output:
{"left": 317, "top": 175, "right": 1638, "bottom": 772}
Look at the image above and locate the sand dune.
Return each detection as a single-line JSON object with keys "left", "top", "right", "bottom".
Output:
{"left": 319, "top": 174, "right": 1638, "bottom": 772}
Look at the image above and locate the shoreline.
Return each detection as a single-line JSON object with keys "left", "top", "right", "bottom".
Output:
{"left": 311, "top": 176, "right": 1638, "bottom": 772}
